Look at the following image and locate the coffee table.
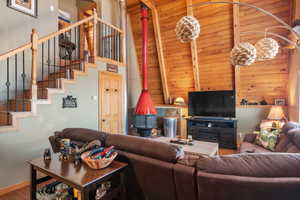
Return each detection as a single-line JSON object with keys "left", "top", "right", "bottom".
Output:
{"left": 27, "top": 154, "right": 128, "bottom": 200}
{"left": 152, "top": 137, "right": 219, "bottom": 156}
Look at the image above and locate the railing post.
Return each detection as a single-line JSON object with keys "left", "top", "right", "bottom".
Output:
{"left": 31, "top": 29, "right": 38, "bottom": 108}
{"left": 31, "top": 29, "right": 38, "bottom": 86}
{"left": 93, "top": 8, "right": 98, "bottom": 62}
{"left": 120, "top": 0, "right": 126, "bottom": 65}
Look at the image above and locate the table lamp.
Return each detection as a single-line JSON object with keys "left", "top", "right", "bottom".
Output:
{"left": 267, "top": 106, "right": 286, "bottom": 129}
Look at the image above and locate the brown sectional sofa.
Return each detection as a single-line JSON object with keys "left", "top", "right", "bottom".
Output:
{"left": 240, "top": 122, "right": 300, "bottom": 153}
{"left": 197, "top": 153, "right": 300, "bottom": 200}
{"left": 49, "top": 125, "right": 300, "bottom": 200}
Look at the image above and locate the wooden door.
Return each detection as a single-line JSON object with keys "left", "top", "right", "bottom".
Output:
{"left": 99, "top": 72, "right": 123, "bottom": 134}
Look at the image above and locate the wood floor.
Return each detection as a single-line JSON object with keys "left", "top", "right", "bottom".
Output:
{"left": 219, "top": 148, "right": 238, "bottom": 155}
{"left": 0, "top": 186, "right": 30, "bottom": 200}
{"left": 0, "top": 148, "right": 236, "bottom": 200}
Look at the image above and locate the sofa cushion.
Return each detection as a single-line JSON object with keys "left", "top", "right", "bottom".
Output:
{"left": 197, "top": 153, "right": 300, "bottom": 177}
{"left": 294, "top": 132, "right": 300, "bottom": 149}
{"left": 286, "top": 145, "right": 300, "bottom": 153}
{"left": 275, "top": 134, "right": 292, "bottom": 152}
{"left": 56, "top": 128, "right": 107, "bottom": 144}
{"left": 173, "top": 164, "right": 197, "bottom": 200}
{"left": 106, "top": 134, "right": 184, "bottom": 163}
{"left": 239, "top": 142, "right": 271, "bottom": 153}
{"left": 282, "top": 122, "right": 300, "bottom": 134}
{"left": 286, "top": 128, "right": 300, "bottom": 149}
{"left": 197, "top": 171, "right": 300, "bottom": 200}
{"left": 243, "top": 133, "right": 258, "bottom": 143}
{"left": 116, "top": 150, "right": 178, "bottom": 200}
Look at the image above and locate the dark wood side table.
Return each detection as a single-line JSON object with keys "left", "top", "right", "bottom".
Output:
{"left": 27, "top": 155, "right": 128, "bottom": 200}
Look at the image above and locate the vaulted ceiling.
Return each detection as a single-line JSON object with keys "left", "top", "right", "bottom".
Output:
{"left": 127, "top": 0, "right": 294, "bottom": 106}
{"left": 127, "top": 0, "right": 174, "bottom": 8}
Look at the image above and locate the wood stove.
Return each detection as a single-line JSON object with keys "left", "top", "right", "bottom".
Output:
{"left": 134, "top": 3, "right": 157, "bottom": 137}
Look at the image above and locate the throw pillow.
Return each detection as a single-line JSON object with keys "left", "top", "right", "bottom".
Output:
{"left": 255, "top": 129, "right": 280, "bottom": 151}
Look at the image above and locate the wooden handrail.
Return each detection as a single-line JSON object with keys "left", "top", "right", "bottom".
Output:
{"left": 97, "top": 18, "right": 124, "bottom": 34}
{"left": 38, "top": 15, "right": 94, "bottom": 44}
{"left": 0, "top": 43, "right": 31, "bottom": 61}
{"left": 0, "top": 16, "right": 94, "bottom": 61}
{"left": 0, "top": 15, "right": 124, "bottom": 64}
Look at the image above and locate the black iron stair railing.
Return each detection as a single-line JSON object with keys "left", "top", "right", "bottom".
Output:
{"left": 0, "top": 11, "right": 125, "bottom": 127}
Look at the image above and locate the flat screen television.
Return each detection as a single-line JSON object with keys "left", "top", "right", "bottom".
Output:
{"left": 188, "top": 90, "right": 236, "bottom": 118}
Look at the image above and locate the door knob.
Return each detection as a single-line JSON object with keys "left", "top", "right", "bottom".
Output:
{"left": 102, "top": 119, "right": 106, "bottom": 122}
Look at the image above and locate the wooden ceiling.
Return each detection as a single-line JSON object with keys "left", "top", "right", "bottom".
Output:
{"left": 127, "top": 0, "right": 175, "bottom": 8}
{"left": 128, "top": 0, "right": 294, "bottom": 105}
{"left": 127, "top": 0, "right": 141, "bottom": 8}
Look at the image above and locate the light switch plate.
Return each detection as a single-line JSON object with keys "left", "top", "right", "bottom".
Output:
{"left": 50, "top": 5, "right": 54, "bottom": 12}
{"left": 91, "top": 96, "right": 98, "bottom": 101}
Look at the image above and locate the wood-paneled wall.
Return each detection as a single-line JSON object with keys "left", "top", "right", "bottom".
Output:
{"left": 128, "top": 0, "right": 293, "bottom": 106}
{"left": 129, "top": 5, "right": 165, "bottom": 104}
{"left": 194, "top": 0, "right": 234, "bottom": 91}
{"left": 156, "top": 0, "right": 195, "bottom": 101}
{"left": 238, "top": 0, "right": 292, "bottom": 105}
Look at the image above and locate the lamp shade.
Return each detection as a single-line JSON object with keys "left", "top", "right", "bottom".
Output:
{"left": 175, "top": 16, "right": 201, "bottom": 43}
{"left": 230, "top": 42, "right": 257, "bottom": 66}
{"left": 267, "top": 106, "right": 285, "bottom": 120}
{"left": 255, "top": 38, "right": 280, "bottom": 61}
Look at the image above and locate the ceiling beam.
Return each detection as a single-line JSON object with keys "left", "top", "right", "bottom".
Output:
{"left": 141, "top": 0, "right": 170, "bottom": 104}
{"left": 141, "top": 0, "right": 156, "bottom": 10}
{"left": 233, "top": 0, "right": 240, "bottom": 104}
{"left": 233, "top": 0, "right": 240, "bottom": 45}
{"left": 186, "top": 0, "right": 201, "bottom": 91}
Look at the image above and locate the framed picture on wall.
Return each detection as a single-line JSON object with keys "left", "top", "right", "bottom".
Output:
{"left": 7, "top": 0, "right": 38, "bottom": 18}
{"left": 274, "top": 98, "right": 285, "bottom": 106}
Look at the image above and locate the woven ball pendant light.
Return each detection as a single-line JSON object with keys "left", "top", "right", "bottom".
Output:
{"left": 231, "top": 42, "right": 257, "bottom": 66}
{"left": 255, "top": 38, "right": 280, "bottom": 61}
{"left": 176, "top": 16, "right": 201, "bottom": 43}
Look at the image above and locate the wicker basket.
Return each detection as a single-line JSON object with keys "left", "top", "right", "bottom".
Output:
{"left": 81, "top": 151, "right": 118, "bottom": 169}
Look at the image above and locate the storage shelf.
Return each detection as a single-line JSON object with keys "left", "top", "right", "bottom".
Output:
{"left": 100, "top": 186, "right": 121, "bottom": 200}
{"left": 237, "top": 105, "right": 288, "bottom": 108}
{"left": 155, "top": 104, "right": 188, "bottom": 108}
{"left": 156, "top": 104, "right": 288, "bottom": 109}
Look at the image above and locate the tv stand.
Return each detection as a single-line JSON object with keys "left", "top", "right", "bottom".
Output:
{"left": 187, "top": 117, "right": 237, "bottom": 149}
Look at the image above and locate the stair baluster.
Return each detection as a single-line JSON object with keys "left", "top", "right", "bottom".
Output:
{"left": 22, "top": 51, "right": 26, "bottom": 112}
{"left": 6, "top": 58, "right": 10, "bottom": 124}
{"left": 53, "top": 37, "right": 56, "bottom": 81}
{"left": 0, "top": 15, "right": 125, "bottom": 128}
{"left": 14, "top": 54, "right": 17, "bottom": 112}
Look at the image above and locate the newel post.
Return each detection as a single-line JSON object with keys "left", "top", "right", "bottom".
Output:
{"left": 31, "top": 29, "right": 38, "bottom": 102}
{"left": 31, "top": 29, "right": 38, "bottom": 85}
{"left": 93, "top": 8, "right": 98, "bottom": 61}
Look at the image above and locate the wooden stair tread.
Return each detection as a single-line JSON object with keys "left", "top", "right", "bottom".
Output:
{"left": 0, "top": 112, "right": 12, "bottom": 126}
{"left": 58, "top": 59, "right": 82, "bottom": 68}
{"left": 0, "top": 100, "right": 32, "bottom": 112}
{"left": 0, "top": 59, "right": 89, "bottom": 127}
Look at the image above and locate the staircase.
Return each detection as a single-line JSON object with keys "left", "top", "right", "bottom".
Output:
{"left": 0, "top": 11, "right": 125, "bottom": 132}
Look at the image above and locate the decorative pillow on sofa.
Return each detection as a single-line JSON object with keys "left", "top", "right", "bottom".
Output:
{"left": 255, "top": 129, "right": 280, "bottom": 151}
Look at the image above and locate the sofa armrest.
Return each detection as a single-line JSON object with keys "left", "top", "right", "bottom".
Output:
{"left": 49, "top": 136, "right": 60, "bottom": 153}
{"left": 243, "top": 133, "right": 258, "bottom": 143}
